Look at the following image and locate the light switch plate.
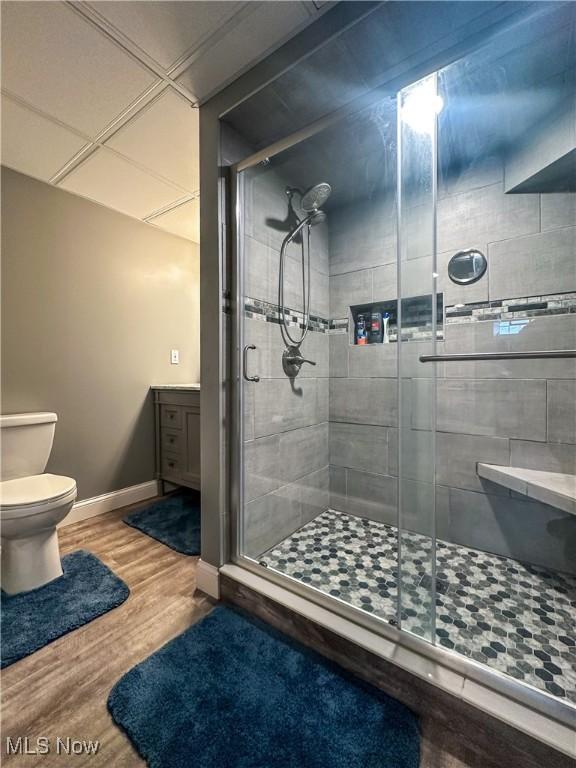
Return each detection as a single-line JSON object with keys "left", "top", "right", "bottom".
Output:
{"left": 171, "top": 349, "right": 179, "bottom": 364}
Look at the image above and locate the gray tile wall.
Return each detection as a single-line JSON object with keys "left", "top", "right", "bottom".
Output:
{"left": 489, "top": 227, "right": 576, "bottom": 301}
{"left": 242, "top": 167, "right": 330, "bottom": 557}
{"left": 242, "top": 149, "right": 574, "bottom": 572}
{"left": 328, "top": 190, "right": 402, "bottom": 546}
{"left": 327, "top": 156, "right": 576, "bottom": 574}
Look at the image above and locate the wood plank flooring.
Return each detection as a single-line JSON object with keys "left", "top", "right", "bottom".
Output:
{"left": 1, "top": 500, "right": 215, "bottom": 767}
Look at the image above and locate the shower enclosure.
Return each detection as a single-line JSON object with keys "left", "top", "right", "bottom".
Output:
{"left": 230, "top": 4, "right": 575, "bottom": 719}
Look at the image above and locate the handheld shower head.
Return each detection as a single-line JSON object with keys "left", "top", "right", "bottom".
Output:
{"left": 278, "top": 181, "right": 333, "bottom": 357}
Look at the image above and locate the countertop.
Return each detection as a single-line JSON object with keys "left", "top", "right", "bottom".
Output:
{"left": 151, "top": 383, "right": 201, "bottom": 391}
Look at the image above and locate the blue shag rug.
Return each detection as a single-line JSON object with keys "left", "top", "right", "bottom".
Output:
{"left": 123, "top": 491, "right": 200, "bottom": 555}
{"left": 108, "top": 606, "right": 420, "bottom": 768}
{"left": 1, "top": 550, "right": 129, "bottom": 669}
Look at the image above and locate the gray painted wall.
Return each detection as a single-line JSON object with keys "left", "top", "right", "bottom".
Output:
{"left": 1, "top": 167, "right": 200, "bottom": 501}
{"left": 242, "top": 166, "right": 330, "bottom": 556}
{"left": 327, "top": 155, "right": 576, "bottom": 574}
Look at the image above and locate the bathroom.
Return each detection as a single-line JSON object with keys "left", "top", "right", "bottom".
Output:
{"left": 1, "top": 2, "right": 575, "bottom": 767}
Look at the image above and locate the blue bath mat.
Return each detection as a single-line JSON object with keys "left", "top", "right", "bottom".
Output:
{"left": 1, "top": 550, "right": 129, "bottom": 668}
{"left": 108, "top": 606, "right": 420, "bottom": 768}
{"left": 123, "top": 491, "right": 200, "bottom": 555}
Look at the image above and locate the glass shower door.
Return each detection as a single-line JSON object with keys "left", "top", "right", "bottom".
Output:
{"left": 396, "top": 2, "right": 576, "bottom": 704}
{"left": 396, "top": 74, "right": 440, "bottom": 642}
{"left": 427, "top": 6, "right": 576, "bottom": 700}
{"left": 234, "top": 98, "right": 421, "bottom": 634}
{"left": 235, "top": 153, "right": 332, "bottom": 567}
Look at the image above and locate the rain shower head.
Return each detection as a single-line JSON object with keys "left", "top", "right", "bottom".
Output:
{"left": 301, "top": 182, "right": 331, "bottom": 212}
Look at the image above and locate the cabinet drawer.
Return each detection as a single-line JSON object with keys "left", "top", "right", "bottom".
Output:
{"left": 161, "top": 429, "right": 182, "bottom": 454}
{"left": 160, "top": 405, "right": 182, "bottom": 429}
{"left": 162, "top": 452, "right": 181, "bottom": 476}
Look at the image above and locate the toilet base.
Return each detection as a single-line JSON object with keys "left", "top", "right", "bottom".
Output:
{"left": 1, "top": 528, "right": 63, "bottom": 595}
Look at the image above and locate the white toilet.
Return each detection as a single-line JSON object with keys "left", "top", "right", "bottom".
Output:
{"left": 0, "top": 413, "right": 77, "bottom": 595}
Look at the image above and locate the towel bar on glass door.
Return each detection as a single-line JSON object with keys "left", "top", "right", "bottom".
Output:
{"left": 419, "top": 350, "right": 576, "bottom": 362}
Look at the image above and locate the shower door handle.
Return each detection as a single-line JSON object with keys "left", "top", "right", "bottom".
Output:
{"left": 243, "top": 345, "right": 260, "bottom": 382}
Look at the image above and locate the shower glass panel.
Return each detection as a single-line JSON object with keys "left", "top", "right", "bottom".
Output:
{"left": 416, "top": 4, "right": 575, "bottom": 703}
{"left": 236, "top": 98, "right": 416, "bottom": 631}
{"left": 397, "top": 74, "right": 439, "bottom": 642}
{"left": 237, "top": 156, "right": 333, "bottom": 563}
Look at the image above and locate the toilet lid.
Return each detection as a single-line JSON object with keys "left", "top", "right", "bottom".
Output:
{"left": 0, "top": 473, "right": 77, "bottom": 508}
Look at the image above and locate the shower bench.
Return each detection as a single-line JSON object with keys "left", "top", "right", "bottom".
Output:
{"left": 477, "top": 464, "right": 576, "bottom": 516}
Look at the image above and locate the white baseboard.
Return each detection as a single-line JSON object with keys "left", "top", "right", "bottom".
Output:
{"left": 196, "top": 559, "right": 220, "bottom": 599}
{"left": 60, "top": 480, "right": 160, "bottom": 528}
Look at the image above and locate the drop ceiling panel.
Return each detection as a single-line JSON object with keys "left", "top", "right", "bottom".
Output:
{"left": 149, "top": 199, "right": 200, "bottom": 243}
{"left": 1, "top": 96, "right": 89, "bottom": 182}
{"left": 59, "top": 148, "right": 187, "bottom": 219}
{"left": 0, "top": 1, "right": 158, "bottom": 138}
{"left": 88, "top": 1, "right": 244, "bottom": 72}
{"left": 176, "top": 2, "right": 310, "bottom": 101}
{"left": 105, "top": 89, "right": 199, "bottom": 192}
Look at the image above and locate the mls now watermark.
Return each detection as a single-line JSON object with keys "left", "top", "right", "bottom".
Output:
{"left": 6, "top": 736, "right": 100, "bottom": 756}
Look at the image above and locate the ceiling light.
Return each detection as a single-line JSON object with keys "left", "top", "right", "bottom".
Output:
{"left": 401, "top": 81, "right": 444, "bottom": 134}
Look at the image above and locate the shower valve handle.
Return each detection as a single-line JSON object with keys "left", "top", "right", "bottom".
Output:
{"left": 282, "top": 346, "right": 316, "bottom": 378}
{"left": 286, "top": 355, "right": 316, "bottom": 366}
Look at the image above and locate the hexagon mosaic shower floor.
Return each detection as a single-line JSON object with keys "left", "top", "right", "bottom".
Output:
{"left": 263, "top": 510, "right": 576, "bottom": 705}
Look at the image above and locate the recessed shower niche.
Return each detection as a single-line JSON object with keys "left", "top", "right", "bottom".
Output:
{"left": 350, "top": 294, "right": 444, "bottom": 345}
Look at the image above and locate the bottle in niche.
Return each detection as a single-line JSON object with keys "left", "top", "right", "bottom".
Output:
{"left": 356, "top": 313, "right": 368, "bottom": 345}
{"left": 382, "top": 312, "right": 390, "bottom": 343}
{"left": 366, "top": 311, "right": 391, "bottom": 343}
{"left": 368, "top": 311, "right": 384, "bottom": 343}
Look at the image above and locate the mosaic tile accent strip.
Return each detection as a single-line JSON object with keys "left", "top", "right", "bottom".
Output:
{"left": 246, "top": 289, "right": 576, "bottom": 339}
{"left": 328, "top": 318, "right": 349, "bottom": 335}
{"left": 445, "top": 291, "right": 576, "bottom": 325}
{"left": 263, "top": 510, "right": 576, "bottom": 705}
{"left": 244, "top": 297, "right": 329, "bottom": 333}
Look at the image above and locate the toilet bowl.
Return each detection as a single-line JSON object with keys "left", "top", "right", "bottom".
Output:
{"left": 1, "top": 474, "right": 77, "bottom": 594}
{"left": 0, "top": 413, "right": 77, "bottom": 595}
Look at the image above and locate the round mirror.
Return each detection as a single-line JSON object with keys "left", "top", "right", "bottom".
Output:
{"left": 447, "top": 249, "right": 487, "bottom": 285}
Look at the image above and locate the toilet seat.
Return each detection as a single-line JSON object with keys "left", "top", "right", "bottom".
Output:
{"left": 0, "top": 474, "right": 77, "bottom": 519}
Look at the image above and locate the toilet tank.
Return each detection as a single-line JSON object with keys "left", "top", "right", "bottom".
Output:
{"left": 0, "top": 413, "right": 57, "bottom": 480}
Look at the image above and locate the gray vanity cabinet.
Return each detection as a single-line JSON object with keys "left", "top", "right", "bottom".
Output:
{"left": 152, "top": 386, "right": 200, "bottom": 491}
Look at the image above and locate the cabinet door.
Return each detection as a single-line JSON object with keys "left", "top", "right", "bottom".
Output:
{"left": 182, "top": 408, "right": 201, "bottom": 489}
